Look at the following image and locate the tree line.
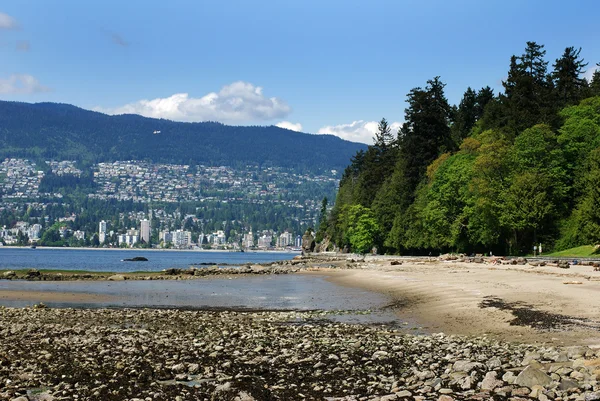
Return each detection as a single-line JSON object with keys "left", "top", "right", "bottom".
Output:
{"left": 321, "top": 42, "right": 600, "bottom": 255}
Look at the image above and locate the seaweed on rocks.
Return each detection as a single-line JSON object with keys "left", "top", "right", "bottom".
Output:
{"left": 479, "top": 296, "right": 600, "bottom": 330}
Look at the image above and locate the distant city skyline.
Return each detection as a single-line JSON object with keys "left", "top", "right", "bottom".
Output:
{"left": 1, "top": 0, "right": 599, "bottom": 144}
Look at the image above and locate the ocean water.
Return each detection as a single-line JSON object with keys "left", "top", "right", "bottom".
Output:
{"left": 0, "top": 247, "right": 297, "bottom": 272}
{"left": 0, "top": 247, "right": 411, "bottom": 326}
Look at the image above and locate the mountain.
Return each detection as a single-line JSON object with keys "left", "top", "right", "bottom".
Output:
{"left": 0, "top": 101, "right": 367, "bottom": 172}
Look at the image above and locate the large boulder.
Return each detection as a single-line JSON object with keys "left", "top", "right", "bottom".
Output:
{"left": 513, "top": 365, "right": 552, "bottom": 388}
{"left": 2, "top": 270, "right": 16, "bottom": 279}
{"left": 25, "top": 269, "right": 41, "bottom": 280}
{"left": 301, "top": 231, "right": 315, "bottom": 253}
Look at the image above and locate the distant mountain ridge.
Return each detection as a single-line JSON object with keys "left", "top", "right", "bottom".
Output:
{"left": 0, "top": 101, "right": 367, "bottom": 172}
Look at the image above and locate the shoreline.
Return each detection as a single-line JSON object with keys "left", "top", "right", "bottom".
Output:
{"left": 302, "top": 258, "right": 600, "bottom": 346}
{"left": 4, "top": 257, "right": 600, "bottom": 398}
{"left": 4, "top": 254, "right": 600, "bottom": 346}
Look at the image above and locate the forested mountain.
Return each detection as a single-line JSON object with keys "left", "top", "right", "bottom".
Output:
{"left": 0, "top": 102, "right": 366, "bottom": 172}
{"left": 322, "top": 42, "right": 600, "bottom": 255}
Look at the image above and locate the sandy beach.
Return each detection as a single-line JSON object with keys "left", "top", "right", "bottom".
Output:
{"left": 305, "top": 257, "right": 600, "bottom": 346}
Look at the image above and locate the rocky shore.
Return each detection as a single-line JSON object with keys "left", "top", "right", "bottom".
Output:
{"left": 0, "top": 259, "right": 314, "bottom": 281}
{"left": 3, "top": 307, "right": 600, "bottom": 401}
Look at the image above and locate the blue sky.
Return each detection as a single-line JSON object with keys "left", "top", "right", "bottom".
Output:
{"left": 1, "top": 0, "right": 599, "bottom": 144}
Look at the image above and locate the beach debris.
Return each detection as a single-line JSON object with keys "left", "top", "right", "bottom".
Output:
{"left": 563, "top": 280, "right": 584, "bottom": 284}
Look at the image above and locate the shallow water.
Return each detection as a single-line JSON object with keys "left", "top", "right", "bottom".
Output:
{"left": 0, "top": 275, "right": 377, "bottom": 308}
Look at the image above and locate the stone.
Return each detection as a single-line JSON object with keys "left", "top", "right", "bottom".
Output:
{"left": 559, "top": 378, "right": 580, "bottom": 391}
{"left": 514, "top": 366, "right": 552, "bottom": 388}
{"left": 438, "top": 396, "right": 454, "bottom": 401}
{"left": 2, "top": 271, "right": 16, "bottom": 278}
{"left": 480, "top": 371, "right": 503, "bottom": 391}
{"left": 503, "top": 371, "right": 517, "bottom": 384}
{"left": 372, "top": 350, "right": 389, "bottom": 359}
{"left": 108, "top": 274, "right": 126, "bottom": 281}
{"left": 486, "top": 357, "right": 502, "bottom": 369}
{"left": 301, "top": 231, "right": 316, "bottom": 253}
{"left": 188, "top": 363, "right": 200, "bottom": 374}
{"left": 234, "top": 392, "right": 255, "bottom": 401}
{"left": 558, "top": 261, "right": 570, "bottom": 269}
{"left": 452, "top": 360, "right": 484, "bottom": 372}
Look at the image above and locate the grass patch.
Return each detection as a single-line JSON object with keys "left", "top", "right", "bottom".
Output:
{"left": 547, "top": 245, "right": 599, "bottom": 257}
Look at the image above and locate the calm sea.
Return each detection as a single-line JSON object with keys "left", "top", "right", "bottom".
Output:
{"left": 0, "top": 247, "right": 298, "bottom": 272}
{"left": 0, "top": 247, "right": 413, "bottom": 327}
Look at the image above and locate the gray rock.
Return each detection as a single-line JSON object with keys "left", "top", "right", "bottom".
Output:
{"left": 452, "top": 360, "right": 484, "bottom": 372}
{"left": 396, "top": 390, "right": 411, "bottom": 398}
{"left": 514, "top": 365, "right": 552, "bottom": 388}
{"left": 234, "top": 392, "right": 255, "bottom": 401}
{"left": 502, "top": 371, "right": 516, "bottom": 384}
{"left": 480, "top": 371, "right": 503, "bottom": 391}
{"left": 486, "top": 357, "right": 502, "bottom": 369}
{"left": 108, "top": 274, "right": 126, "bottom": 281}
{"left": 559, "top": 378, "right": 579, "bottom": 391}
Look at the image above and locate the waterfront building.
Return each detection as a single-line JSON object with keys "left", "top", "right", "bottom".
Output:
{"left": 28, "top": 224, "right": 42, "bottom": 241}
{"left": 173, "top": 229, "right": 191, "bottom": 248}
{"left": 242, "top": 231, "right": 254, "bottom": 248}
{"left": 99, "top": 220, "right": 107, "bottom": 243}
{"left": 257, "top": 234, "right": 272, "bottom": 249}
{"left": 140, "top": 219, "right": 151, "bottom": 244}
{"left": 277, "top": 231, "right": 294, "bottom": 248}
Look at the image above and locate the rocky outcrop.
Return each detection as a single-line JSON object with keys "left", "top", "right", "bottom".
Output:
{"left": 301, "top": 231, "right": 315, "bottom": 253}
{"left": 123, "top": 256, "right": 149, "bottom": 262}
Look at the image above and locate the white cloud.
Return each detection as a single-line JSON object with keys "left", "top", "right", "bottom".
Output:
{"left": 0, "top": 74, "right": 51, "bottom": 94}
{"left": 0, "top": 12, "right": 18, "bottom": 29}
{"left": 97, "top": 81, "right": 291, "bottom": 123}
{"left": 275, "top": 121, "right": 303, "bottom": 132}
{"left": 317, "top": 120, "right": 402, "bottom": 144}
{"left": 584, "top": 65, "right": 599, "bottom": 82}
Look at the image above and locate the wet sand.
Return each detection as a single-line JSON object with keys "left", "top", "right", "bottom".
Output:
{"left": 306, "top": 259, "right": 600, "bottom": 346}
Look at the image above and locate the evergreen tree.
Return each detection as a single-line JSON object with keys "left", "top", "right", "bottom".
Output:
{"left": 500, "top": 42, "right": 556, "bottom": 133}
{"left": 590, "top": 64, "right": 600, "bottom": 97}
{"left": 373, "top": 118, "right": 394, "bottom": 150}
{"left": 451, "top": 87, "right": 478, "bottom": 144}
{"left": 552, "top": 46, "right": 588, "bottom": 107}
{"left": 398, "top": 76, "right": 453, "bottom": 196}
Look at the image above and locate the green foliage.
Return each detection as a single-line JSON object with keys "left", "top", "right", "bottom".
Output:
{"left": 547, "top": 245, "right": 598, "bottom": 257}
{"left": 340, "top": 205, "right": 381, "bottom": 254}
{"left": 327, "top": 42, "right": 600, "bottom": 255}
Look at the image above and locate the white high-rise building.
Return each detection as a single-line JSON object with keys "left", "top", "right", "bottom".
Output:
{"left": 242, "top": 231, "right": 254, "bottom": 248}
{"left": 277, "top": 231, "right": 294, "bottom": 248}
{"left": 99, "top": 220, "right": 107, "bottom": 244}
{"left": 140, "top": 219, "right": 151, "bottom": 244}
{"left": 173, "top": 229, "right": 191, "bottom": 248}
{"left": 257, "top": 234, "right": 272, "bottom": 249}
